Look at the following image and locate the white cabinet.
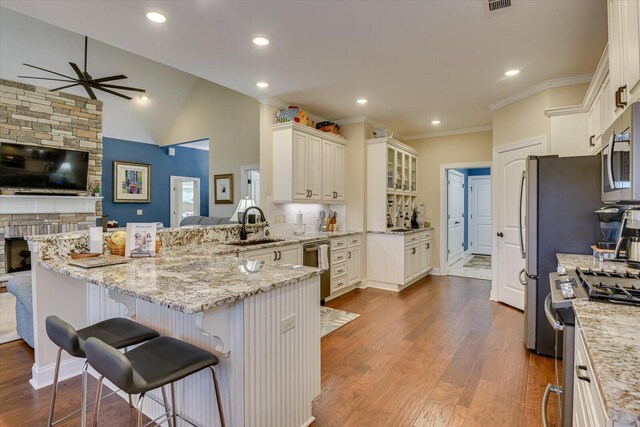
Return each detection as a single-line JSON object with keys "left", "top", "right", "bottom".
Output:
{"left": 608, "top": 0, "right": 640, "bottom": 116}
{"left": 346, "top": 236, "right": 361, "bottom": 286}
{"left": 367, "top": 229, "right": 433, "bottom": 291}
{"left": 272, "top": 122, "right": 347, "bottom": 203}
{"left": 241, "top": 243, "right": 302, "bottom": 265}
{"left": 329, "top": 234, "right": 362, "bottom": 297}
{"left": 549, "top": 112, "right": 589, "bottom": 157}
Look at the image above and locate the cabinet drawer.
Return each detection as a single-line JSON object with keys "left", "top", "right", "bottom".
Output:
{"left": 331, "top": 263, "right": 347, "bottom": 278}
{"left": 405, "top": 232, "right": 427, "bottom": 245}
{"left": 332, "top": 250, "right": 347, "bottom": 264}
{"left": 347, "top": 234, "right": 361, "bottom": 247}
{"left": 331, "top": 237, "right": 347, "bottom": 250}
{"left": 331, "top": 274, "right": 348, "bottom": 292}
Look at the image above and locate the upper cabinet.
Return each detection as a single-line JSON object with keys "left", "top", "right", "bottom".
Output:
{"left": 386, "top": 144, "right": 417, "bottom": 194}
{"left": 608, "top": 0, "right": 640, "bottom": 117}
{"left": 272, "top": 122, "right": 347, "bottom": 203}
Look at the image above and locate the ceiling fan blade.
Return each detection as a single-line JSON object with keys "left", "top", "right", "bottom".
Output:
{"left": 18, "top": 76, "right": 77, "bottom": 83}
{"left": 23, "top": 63, "right": 75, "bottom": 80}
{"left": 92, "top": 75, "right": 127, "bottom": 83}
{"left": 69, "top": 62, "right": 85, "bottom": 80}
{"left": 82, "top": 84, "right": 97, "bottom": 100}
{"left": 96, "top": 83, "right": 146, "bottom": 93}
{"left": 50, "top": 83, "right": 81, "bottom": 92}
{"left": 91, "top": 84, "right": 132, "bottom": 100}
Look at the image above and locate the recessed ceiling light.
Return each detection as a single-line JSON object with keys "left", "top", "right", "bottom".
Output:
{"left": 256, "top": 82, "right": 269, "bottom": 88}
{"left": 356, "top": 98, "right": 368, "bottom": 104}
{"left": 139, "top": 95, "right": 149, "bottom": 102}
{"left": 431, "top": 120, "right": 441, "bottom": 125}
{"left": 253, "top": 37, "right": 269, "bottom": 46}
{"left": 505, "top": 69, "right": 520, "bottom": 76}
{"left": 146, "top": 11, "right": 167, "bottom": 23}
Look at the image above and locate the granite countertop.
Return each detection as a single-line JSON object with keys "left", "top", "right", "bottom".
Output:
{"left": 368, "top": 227, "right": 433, "bottom": 236}
{"left": 557, "top": 253, "right": 640, "bottom": 275}
{"left": 40, "top": 244, "right": 321, "bottom": 314}
{"left": 573, "top": 300, "right": 640, "bottom": 424}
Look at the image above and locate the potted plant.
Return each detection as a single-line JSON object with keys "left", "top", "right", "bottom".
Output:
{"left": 90, "top": 183, "right": 102, "bottom": 197}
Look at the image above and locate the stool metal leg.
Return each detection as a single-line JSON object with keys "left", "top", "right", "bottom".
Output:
{"left": 161, "top": 386, "right": 173, "bottom": 427}
{"left": 136, "top": 393, "right": 146, "bottom": 427}
{"left": 81, "top": 361, "right": 89, "bottom": 427}
{"left": 170, "top": 383, "right": 177, "bottom": 427}
{"left": 92, "top": 375, "right": 104, "bottom": 427}
{"left": 209, "top": 366, "right": 225, "bottom": 427}
{"left": 47, "top": 347, "right": 63, "bottom": 427}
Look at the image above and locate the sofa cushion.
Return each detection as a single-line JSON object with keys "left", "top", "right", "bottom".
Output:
{"left": 200, "top": 216, "right": 223, "bottom": 225}
{"left": 179, "top": 216, "right": 205, "bottom": 226}
{"left": 7, "top": 274, "right": 33, "bottom": 314}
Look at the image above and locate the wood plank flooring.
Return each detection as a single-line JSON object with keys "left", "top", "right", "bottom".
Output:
{"left": 312, "top": 275, "right": 561, "bottom": 427}
{"left": 0, "top": 274, "right": 560, "bottom": 426}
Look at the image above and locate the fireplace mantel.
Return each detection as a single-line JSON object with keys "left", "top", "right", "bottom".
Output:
{"left": 0, "top": 195, "right": 102, "bottom": 215}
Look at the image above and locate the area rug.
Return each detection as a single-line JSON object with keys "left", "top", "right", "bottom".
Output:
{"left": 0, "top": 292, "right": 20, "bottom": 344}
{"left": 321, "top": 307, "right": 360, "bottom": 337}
{"left": 463, "top": 255, "right": 491, "bottom": 269}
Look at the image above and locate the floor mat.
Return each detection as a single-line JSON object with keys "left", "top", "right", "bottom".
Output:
{"left": 321, "top": 306, "right": 360, "bottom": 337}
{"left": 463, "top": 255, "right": 491, "bottom": 269}
{"left": 0, "top": 293, "right": 20, "bottom": 344}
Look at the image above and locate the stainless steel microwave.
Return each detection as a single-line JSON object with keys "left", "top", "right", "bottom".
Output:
{"left": 602, "top": 102, "right": 640, "bottom": 203}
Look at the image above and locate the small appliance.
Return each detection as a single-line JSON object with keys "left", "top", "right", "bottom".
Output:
{"left": 614, "top": 208, "right": 640, "bottom": 268}
{"left": 595, "top": 206, "right": 625, "bottom": 249}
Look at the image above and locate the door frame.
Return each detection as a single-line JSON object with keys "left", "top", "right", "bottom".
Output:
{"left": 439, "top": 161, "right": 492, "bottom": 276}
{"left": 490, "top": 135, "right": 548, "bottom": 302}
{"left": 170, "top": 175, "right": 201, "bottom": 227}
{"left": 468, "top": 175, "right": 492, "bottom": 256}
{"left": 446, "top": 169, "right": 466, "bottom": 266}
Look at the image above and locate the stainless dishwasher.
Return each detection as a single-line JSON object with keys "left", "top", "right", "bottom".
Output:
{"left": 303, "top": 240, "right": 331, "bottom": 302}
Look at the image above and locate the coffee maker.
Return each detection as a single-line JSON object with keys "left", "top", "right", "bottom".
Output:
{"left": 596, "top": 206, "right": 625, "bottom": 250}
{"left": 614, "top": 208, "right": 640, "bottom": 269}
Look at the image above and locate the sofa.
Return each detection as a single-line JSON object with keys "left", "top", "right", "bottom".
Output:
{"left": 7, "top": 273, "right": 34, "bottom": 348}
{"left": 179, "top": 216, "right": 236, "bottom": 226}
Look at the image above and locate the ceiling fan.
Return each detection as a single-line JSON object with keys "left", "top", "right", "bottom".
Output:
{"left": 18, "top": 36, "right": 146, "bottom": 100}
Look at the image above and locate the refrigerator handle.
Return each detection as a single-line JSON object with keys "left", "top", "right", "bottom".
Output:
{"left": 518, "top": 170, "right": 526, "bottom": 259}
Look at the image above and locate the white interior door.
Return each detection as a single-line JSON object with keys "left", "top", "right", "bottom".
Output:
{"left": 447, "top": 170, "right": 465, "bottom": 265}
{"left": 469, "top": 176, "right": 492, "bottom": 256}
{"left": 495, "top": 138, "right": 545, "bottom": 310}
{"left": 171, "top": 176, "right": 200, "bottom": 227}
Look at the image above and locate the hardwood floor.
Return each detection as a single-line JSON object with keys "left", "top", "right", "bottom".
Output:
{"left": 312, "top": 275, "right": 561, "bottom": 427}
{"left": 0, "top": 275, "right": 560, "bottom": 426}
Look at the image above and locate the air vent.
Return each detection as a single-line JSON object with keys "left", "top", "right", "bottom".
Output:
{"left": 484, "top": 0, "right": 514, "bottom": 17}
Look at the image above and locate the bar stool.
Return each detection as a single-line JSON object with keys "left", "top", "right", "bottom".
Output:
{"left": 85, "top": 335, "right": 225, "bottom": 427}
{"left": 45, "top": 315, "right": 160, "bottom": 427}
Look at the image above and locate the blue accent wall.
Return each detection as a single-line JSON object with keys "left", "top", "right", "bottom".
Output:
{"left": 454, "top": 167, "right": 491, "bottom": 251}
{"left": 102, "top": 137, "right": 209, "bottom": 226}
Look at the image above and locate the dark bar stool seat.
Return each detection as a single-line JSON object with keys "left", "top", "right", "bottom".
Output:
{"left": 45, "top": 315, "right": 160, "bottom": 427}
{"left": 85, "top": 336, "right": 225, "bottom": 427}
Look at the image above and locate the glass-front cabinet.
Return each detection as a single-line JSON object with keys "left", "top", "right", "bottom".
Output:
{"left": 410, "top": 155, "right": 417, "bottom": 193}
{"left": 403, "top": 153, "right": 410, "bottom": 191}
{"left": 387, "top": 147, "right": 395, "bottom": 190}
{"left": 395, "top": 150, "right": 403, "bottom": 190}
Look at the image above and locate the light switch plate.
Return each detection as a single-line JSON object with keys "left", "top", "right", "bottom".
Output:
{"left": 136, "top": 209, "right": 143, "bottom": 215}
{"left": 281, "top": 314, "right": 296, "bottom": 333}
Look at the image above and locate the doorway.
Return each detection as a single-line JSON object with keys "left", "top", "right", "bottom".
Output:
{"left": 170, "top": 176, "right": 201, "bottom": 227}
{"left": 441, "top": 163, "right": 492, "bottom": 281}
{"left": 240, "top": 164, "right": 260, "bottom": 203}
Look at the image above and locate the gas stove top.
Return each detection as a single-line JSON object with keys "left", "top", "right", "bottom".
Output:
{"left": 576, "top": 267, "right": 640, "bottom": 305}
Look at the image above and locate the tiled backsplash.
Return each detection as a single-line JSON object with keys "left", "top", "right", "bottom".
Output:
{"left": 265, "top": 197, "right": 347, "bottom": 235}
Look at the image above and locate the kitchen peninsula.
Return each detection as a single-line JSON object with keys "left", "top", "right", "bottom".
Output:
{"left": 27, "top": 225, "right": 322, "bottom": 427}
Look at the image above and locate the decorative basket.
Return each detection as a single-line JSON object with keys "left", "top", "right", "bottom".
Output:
{"left": 316, "top": 121, "right": 341, "bottom": 135}
{"left": 106, "top": 237, "right": 162, "bottom": 256}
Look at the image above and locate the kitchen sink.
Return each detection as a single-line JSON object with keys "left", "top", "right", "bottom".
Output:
{"left": 225, "top": 238, "right": 286, "bottom": 246}
{"left": 389, "top": 228, "right": 414, "bottom": 233}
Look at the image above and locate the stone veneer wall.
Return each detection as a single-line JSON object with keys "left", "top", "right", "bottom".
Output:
{"left": 0, "top": 79, "right": 103, "bottom": 281}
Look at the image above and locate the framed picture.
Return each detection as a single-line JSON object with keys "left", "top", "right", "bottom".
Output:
{"left": 214, "top": 174, "right": 234, "bottom": 204}
{"left": 113, "top": 161, "right": 151, "bottom": 203}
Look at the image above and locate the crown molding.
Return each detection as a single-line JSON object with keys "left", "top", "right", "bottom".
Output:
{"left": 544, "top": 104, "right": 586, "bottom": 118}
{"left": 403, "top": 124, "right": 493, "bottom": 140}
{"left": 488, "top": 74, "right": 594, "bottom": 111}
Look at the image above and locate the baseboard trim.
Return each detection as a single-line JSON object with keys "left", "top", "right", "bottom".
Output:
{"left": 30, "top": 357, "right": 85, "bottom": 390}
{"left": 302, "top": 416, "right": 316, "bottom": 427}
{"left": 430, "top": 268, "right": 443, "bottom": 276}
{"left": 325, "top": 283, "right": 357, "bottom": 301}
{"left": 367, "top": 272, "right": 430, "bottom": 292}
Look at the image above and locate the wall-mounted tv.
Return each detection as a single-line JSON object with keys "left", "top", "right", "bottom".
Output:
{"left": 0, "top": 142, "right": 89, "bottom": 191}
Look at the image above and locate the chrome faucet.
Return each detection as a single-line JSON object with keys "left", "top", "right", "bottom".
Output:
{"left": 240, "top": 206, "right": 268, "bottom": 240}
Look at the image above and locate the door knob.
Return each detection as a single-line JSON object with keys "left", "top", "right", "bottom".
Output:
{"left": 497, "top": 232, "right": 504, "bottom": 238}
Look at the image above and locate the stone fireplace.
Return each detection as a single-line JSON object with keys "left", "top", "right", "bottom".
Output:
{"left": 0, "top": 79, "right": 103, "bottom": 285}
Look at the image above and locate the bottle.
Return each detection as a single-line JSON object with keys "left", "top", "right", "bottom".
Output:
{"left": 404, "top": 212, "right": 410, "bottom": 228}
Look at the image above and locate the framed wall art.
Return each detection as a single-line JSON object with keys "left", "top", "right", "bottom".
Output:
{"left": 113, "top": 161, "right": 151, "bottom": 203}
{"left": 214, "top": 173, "right": 234, "bottom": 204}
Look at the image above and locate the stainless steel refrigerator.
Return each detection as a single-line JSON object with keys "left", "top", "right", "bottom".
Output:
{"left": 522, "top": 155, "right": 601, "bottom": 357}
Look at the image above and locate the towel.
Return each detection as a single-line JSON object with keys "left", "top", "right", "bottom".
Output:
{"left": 318, "top": 244, "right": 329, "bottom": 271}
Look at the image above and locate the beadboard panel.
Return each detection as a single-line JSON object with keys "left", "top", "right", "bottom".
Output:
{"left": 87, "top": 276, "right": 320, "bottom": 427}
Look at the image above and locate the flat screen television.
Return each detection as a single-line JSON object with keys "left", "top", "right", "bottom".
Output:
{"left": 0, "top": 142, "right": 89, "bottom": 191}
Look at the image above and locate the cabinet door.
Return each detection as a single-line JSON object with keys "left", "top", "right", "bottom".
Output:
{"left": 416, "top": 242, "right": 426, "bottom": 275}
{"left": 278, "top": 245, "right": 301, "bottom": 265}
{"left": 403, "top": 153, "right": 410, "bottom": 191}
{"left": 404, "top": 245, "right": 416, "bottom": 282}
{"left": 608, "top": 0, "right": 626, "bottom": 116}
{"left": 387, "top": 146, "right": 395, "bottom": 190}
{"left": 622, "top": 0, "right": 640, "bottom": 95}
{"left": 410, "top": 155, "right": 417, "bottom": 193}
{"left": 587, "top": 92, "right": 602, "bottom": 150}
{"left": 292, "top": 131, "right": 309, "bottom": 200}
{"left": 425, "top": 240, "right": 432, "bottom": 270}
{"left": 321, "top": 140, "right": 334, "bottom": 200}
{"left": 307, "top": 135, "right": 323, "bottom": 200}
{"left": 395, "top": 150, "right": 403, "bottom": 190}
{"left": 333, "top": 143, "right": 345, "bottom": 201}
{"left": 347, "top": 248, "right": 361, "bottom": 285}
